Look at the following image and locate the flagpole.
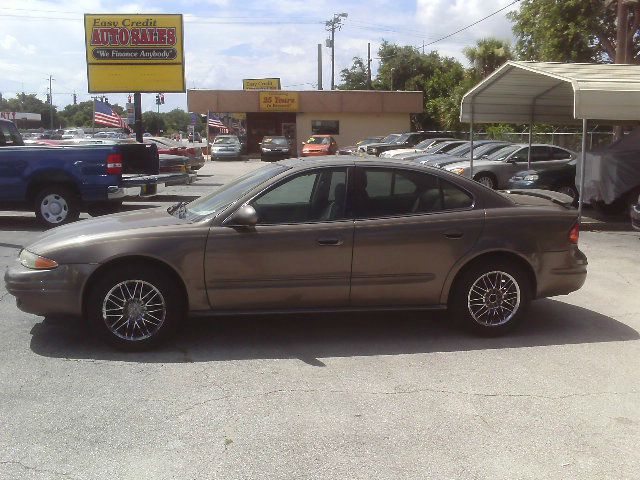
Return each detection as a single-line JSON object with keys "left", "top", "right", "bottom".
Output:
{"left": 92, "top": 98, "right": 95, "bottom": 136}
{"left": 206, "top": 110, "right": 211, "bottom": 161}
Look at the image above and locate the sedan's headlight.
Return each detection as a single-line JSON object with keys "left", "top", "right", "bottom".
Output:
{"left": 448, "top": 167, "right": 466, "bottom": 175}
{"left": 523, "top": 174, "right": 539, "bottom": 181}
{"left": 19, "top": 250, "right": 58, "bottom": 269}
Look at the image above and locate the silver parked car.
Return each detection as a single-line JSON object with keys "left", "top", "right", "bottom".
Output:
{"left": 443, "top": 144, "right": 576, "bottom": 189}
{"left": 5, "top": 157, "right": 587, "bottom": 349}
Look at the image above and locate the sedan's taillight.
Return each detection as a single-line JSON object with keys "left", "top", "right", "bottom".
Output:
{"left": 106, "top": 153, "right": 123, "bottom": 175}
{"left": 569, "top": 222, "right": 580, "bottom": 244}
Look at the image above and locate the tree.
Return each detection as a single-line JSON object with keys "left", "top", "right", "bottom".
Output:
{"left": 463, "top": 38, "right": 513, "bottom": 79}
{"left": 163, "top": 108, "right": 191, "bottom": 133}
{"left": 0, "top": 93, "right": 61, "bottom": 129}
{"left": 142, "top": 112, "right": 165, "bottom": 135}
{"left": 508, "top": 0, "right": 639, "bottom": 63}
{"left": 338, "top": 57, "right": 369, "bottom": 90}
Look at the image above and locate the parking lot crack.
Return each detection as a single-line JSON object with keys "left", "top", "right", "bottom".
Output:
{"left": 0, "top": 460, "right": 81, "bottom": 479}
{"left": 176, "top": 387, "right": 639, "bottom": 415}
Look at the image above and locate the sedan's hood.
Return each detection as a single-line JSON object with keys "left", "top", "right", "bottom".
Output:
{"left": 26, "top": 207, "right": 189, "bottom": 258}
{"left": 416, "top": 153, "right": 460, "bottom": 165}
{"left": 384, "top": 148, "right": 417, "bottom": 156}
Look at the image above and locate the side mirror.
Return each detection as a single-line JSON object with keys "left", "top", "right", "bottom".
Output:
{"left": 224, "top": 204, "right": 258, "bottom": 227}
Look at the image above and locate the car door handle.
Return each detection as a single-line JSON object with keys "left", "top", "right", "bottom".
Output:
{"left": 317, "top": 237, "right": 343, "bottom": 246}
{"left": 444, "top": 230, "right": 464, "bottom": 239}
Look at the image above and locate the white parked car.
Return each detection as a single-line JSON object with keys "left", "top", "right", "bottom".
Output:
{"left": 61, "top": 128, "right": 86, "bottom": 139}
{"left": 379, "top": 137, "right": 457, "bottom": 158}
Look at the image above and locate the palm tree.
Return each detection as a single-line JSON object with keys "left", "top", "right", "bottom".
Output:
{"left": 463, "top": 38, "right": 514, "bottom": 78}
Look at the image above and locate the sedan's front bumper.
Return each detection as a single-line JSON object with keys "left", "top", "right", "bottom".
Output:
{"left": 4, "top": 263, "right": 96, "bottom": 317}
{"left": 211, "top": 150, "right": 241, "bottom": 159}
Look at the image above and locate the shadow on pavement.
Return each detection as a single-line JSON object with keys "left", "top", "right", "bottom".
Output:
{"left": 29, "top": 299, "right": 639, "bottom": 365}
{"left": 0, "top": 215, "right": 44, "bottom": 232}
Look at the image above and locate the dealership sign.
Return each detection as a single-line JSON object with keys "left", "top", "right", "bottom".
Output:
{"left": 259, "top": 92, "right": 299, "bottom": 112}
{"left": 0, "top": 112, "right": 41, "bottom": 121}
{"left": 84, "top": 14, "right": 185, "bottom": 93}
{"left": 243, "top": 78, "right": 281, "bottom": 90}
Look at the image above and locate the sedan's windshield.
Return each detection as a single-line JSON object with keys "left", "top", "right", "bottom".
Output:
{"left": 486, "top": 145, "right": 520, "bottom": 161}
{"left": 186, "top": 164, "right": 287, "bottom": 218}
{"left": 447, "top": 143, "right": 472, "bottom": 156}
{"left": 394, "top": 133, "right": 411, "bottom": 143}
{"left": 263, "top": 137, "right": 289, "bottom": 146}
{"left": 307, "top": 136, "right": 331, "bottom": 145}
{"left": 381, "top": 134, "right": 400, "bottom": 143}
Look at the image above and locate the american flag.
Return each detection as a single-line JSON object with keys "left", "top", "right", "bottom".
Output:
{"left": 208, "top": 113, "right": 227, "bottom": 129}
{"left": 94, "top": 100, "right": 128, "bottom": 129}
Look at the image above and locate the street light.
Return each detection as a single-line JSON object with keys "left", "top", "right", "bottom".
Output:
{"left": 325, "top": 12, "right": 348, "bottom": 90}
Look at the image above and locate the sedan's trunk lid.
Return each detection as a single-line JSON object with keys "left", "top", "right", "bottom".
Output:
{"left": 499, "top": 189, "right": 575, "bottom": 209}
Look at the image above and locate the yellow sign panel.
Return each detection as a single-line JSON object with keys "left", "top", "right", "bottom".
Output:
{"left": 84, "top": 14, "right": 185, "bottom": 93}
{"left": 259, "top": 92, "right": 299, "bottom": 112}
{"left": 243, "top": 78, "right": 281, "bottom": 90}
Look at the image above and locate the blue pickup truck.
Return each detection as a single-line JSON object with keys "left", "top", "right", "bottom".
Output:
{"left": 0, "top": 119, "right": 178, "bottom": 227}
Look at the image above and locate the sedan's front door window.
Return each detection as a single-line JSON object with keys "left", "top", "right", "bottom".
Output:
{"left": 252, "top": 169, "right": 348, "bottom": 224}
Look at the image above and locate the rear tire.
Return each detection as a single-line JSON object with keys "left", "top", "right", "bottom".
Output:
{"left": 85, "top": 265, "right": 185, "bottom": 350}
{"left": 34, "top": 186, "right": 80, "bottom": 227}
{"left": 449, "top": 260, "right": 532, "bottom": 336}
{"left": 474, "top": 173, "right": 497, "bottom": 189}
{"left": 553, "top": 184, "right": 579, "bottom": 206}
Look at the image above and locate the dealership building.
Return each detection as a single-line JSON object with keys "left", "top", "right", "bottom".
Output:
{"left": 187, "top": 89, "right": 423, "bottom": 154}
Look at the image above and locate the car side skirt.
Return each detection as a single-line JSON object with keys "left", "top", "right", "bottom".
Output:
{"left": 188, "top": 304, "right": 447, "bottom": 318}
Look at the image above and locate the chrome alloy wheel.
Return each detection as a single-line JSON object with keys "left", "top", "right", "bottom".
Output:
{"left": 40, "top": 194, "right": 69, "bottom": 224}
{"left": 467, "top": 271, "right": 521, "bottom": 327}
{"left": 102, "top": 280, "right": 166, "bottom": 341}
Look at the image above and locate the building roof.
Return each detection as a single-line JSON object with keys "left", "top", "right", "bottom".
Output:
{"left": 460, "top": 61, "right": 640, "bottom": 124}
{"left": 188, "top": 89, "right": 423, "bottom": 114}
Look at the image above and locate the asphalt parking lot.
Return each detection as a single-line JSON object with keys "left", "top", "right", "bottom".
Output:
{"left": 0, "top": 160, "right": 639, "bottom": 479}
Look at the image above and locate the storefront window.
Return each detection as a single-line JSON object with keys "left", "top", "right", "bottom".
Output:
{"left": 311, "top": 120, "right": 339, "bottom": 135}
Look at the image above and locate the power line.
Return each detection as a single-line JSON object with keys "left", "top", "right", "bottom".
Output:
{"left": 423, "top": 0, "right": 521, "bottom": 47}
{"left": 376, "top": 0, "right": 521, "bottom": 59}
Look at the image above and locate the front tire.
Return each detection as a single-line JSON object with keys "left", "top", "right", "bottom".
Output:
{"left": 474, "top": 173, "right": 497, "bottom": 189}
{"left": 86, "top": 265, "right": 184, "bottom": 350}
{"left": 449, "top": 260, "right": 532, "bottom": 335}
{"left": 34, "top": 186, "right": 80, "bottom": 227}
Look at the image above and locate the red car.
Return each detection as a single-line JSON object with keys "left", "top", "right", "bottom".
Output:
{"left": 301, "top": 135, "right": 338, "bottom": 157}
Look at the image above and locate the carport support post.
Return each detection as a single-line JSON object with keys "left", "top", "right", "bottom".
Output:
{"left": 527, "top": 121, "right": 533, "bottom": 170}
{"left": 469, "top": 110, "right": 474, "bottom": 179}
{"left": 578, "top": 118, "right": 588, "bottom": 221}
{"left": 206, "top": 110, "right": 211, "bottom": 161}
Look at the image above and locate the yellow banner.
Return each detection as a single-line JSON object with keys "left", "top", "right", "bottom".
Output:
{"left": 259, "top": 92, "right": 299, "bottom": 112}
{"left": 85, "top": 13, "right": 185, "bottom": 93}
{"left": 243, "top": 78, "right": 281, "bottom": 90}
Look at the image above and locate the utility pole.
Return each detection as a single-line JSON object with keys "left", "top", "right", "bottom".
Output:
{"left": 325, "top": 12, "right": 348, "bottom": 90}
{"left": 47, "top": 75, "right": 54, "bottom": 130}
{"left": 317, "top": 44, "right": 323, "bottom": 90}
{"left": 367, "top": 43, "right": 372, "bottom": 89}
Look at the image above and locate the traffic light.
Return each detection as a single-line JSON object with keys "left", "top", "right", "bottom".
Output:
{"left": 155, "top": 94, "right": 160, "bottom": 105}
{"left": 159, "top": 93, "right": 165, "bottom": 104}
{"left": 73, "top": 93, "right": 77, "bottom": 105}
{"left": 46, "top": 93, "right": 51, "bottom": 103}
{"left": 128, "top": 94, "right": 132, "bottom": 103}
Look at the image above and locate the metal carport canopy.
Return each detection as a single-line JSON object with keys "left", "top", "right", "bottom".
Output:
{"left": 460, "top": 61, "right": 640, "bottom": 124}
{"left": 459, "top": 61, "right": 640, "bottom": 220}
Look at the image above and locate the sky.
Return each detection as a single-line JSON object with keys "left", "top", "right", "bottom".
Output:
{"left": 0, "top": 0, "right": 520, "bottom": 114}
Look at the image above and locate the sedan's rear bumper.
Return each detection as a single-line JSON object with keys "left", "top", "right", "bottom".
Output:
{"left": 535, "top": 246, "right": 588, "bottom": 298}
{"left": 301, "top": 151, "right": 331, "bottom": 157}
{"left": 4, "top": 263, "right": 96, "bottom": 317}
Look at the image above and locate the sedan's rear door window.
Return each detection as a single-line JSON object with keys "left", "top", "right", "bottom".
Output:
{"left": 356, "top": 168, "right": 472, "bottom": 219}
